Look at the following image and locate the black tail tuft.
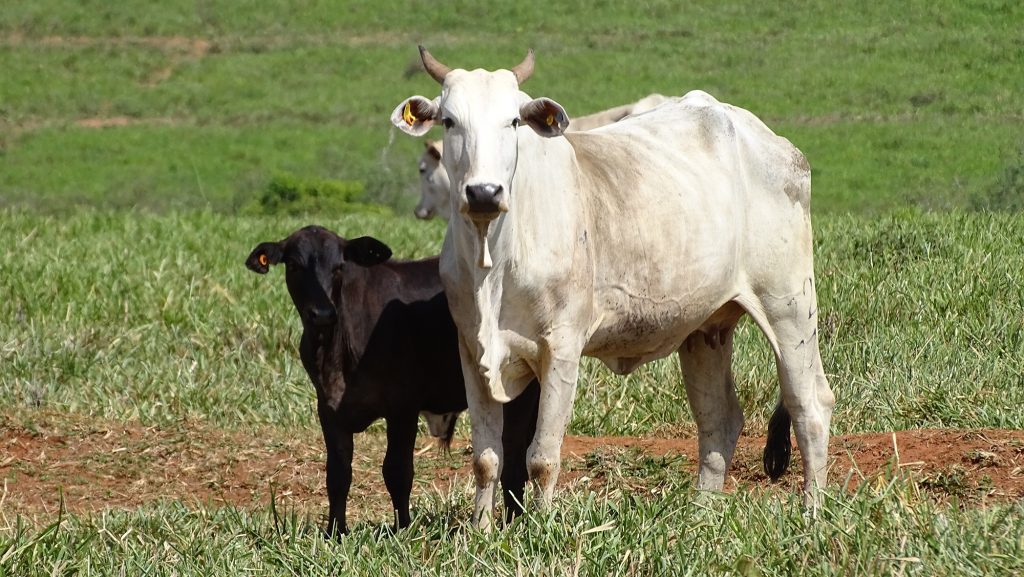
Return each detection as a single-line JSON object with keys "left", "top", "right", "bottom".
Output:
{"left": 439, "top": 413, "right": 459, "bottom": 455}
{"left": 763, "top": 402, "right": 792, "bottom": 480}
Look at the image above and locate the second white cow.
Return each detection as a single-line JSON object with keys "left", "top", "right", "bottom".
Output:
{"left": 393, "top": 47, "right": 834, "bottom": 529}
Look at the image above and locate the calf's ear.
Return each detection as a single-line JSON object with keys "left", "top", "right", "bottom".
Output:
{"left": 520, "top": 97, "right": 569, "bottom": 138}
{"left": 392, "top": 96, "right": 439, "bottom": 136}
{"left": 245, "top": 242, "right": 283, "bottom": 274}
{"left": 345, "top": 237, "right": 392, "bottom": 267}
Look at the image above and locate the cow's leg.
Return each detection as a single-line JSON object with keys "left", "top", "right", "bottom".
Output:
{"left": 527, "top": 341, "right": 581, "bottom": 507}
{"left": 749, "top": 280, "right": 835, "bottom": 507}
{"left": 318, "top": 407, "right": 353, "bottom": 537}
{"left": 460, "top": 339, "right": 504, "bottom": 531}
{"left": 678, "top": 322, "right": 744, "bottom": 491}
{"left": 382, "top": 414, "right": 419, "bottom": 530}
{"left": 501, "top": 378, "right": 540, "bottom": 521}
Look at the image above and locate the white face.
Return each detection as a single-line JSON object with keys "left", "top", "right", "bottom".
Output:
{"left": 415, "top": 143, "right": 451, "bottom": 220}
{"left": 438, "top": 69, "right": 523, "bottom": 221}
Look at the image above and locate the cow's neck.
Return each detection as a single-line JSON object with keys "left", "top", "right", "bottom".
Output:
{"left": 332, "top": 266, "right": 380, "bottom": 375}
{"left": 442, "top": 132, "right": 586, "bottom": 402}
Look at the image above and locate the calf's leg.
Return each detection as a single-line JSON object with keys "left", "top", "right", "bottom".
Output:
{"left": 382, "top": 415, "right": 419, "bottom": 529}
{"left": 501, "top": 378, "right": 540, "bottom": 521}
{"left": 319, "top": 409, "right": 353, "bottom": 537}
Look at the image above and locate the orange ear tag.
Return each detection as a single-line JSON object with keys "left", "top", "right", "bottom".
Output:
{"left": 545, "top": 113, "right": 555, "bottom": 126}
{"left": 258, "top": 254, "right": 268, "bottom": 267}
{"left": 403, "top": 102, "right": 417, "bottom": 126}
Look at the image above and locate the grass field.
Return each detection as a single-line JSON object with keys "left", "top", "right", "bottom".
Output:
{"left": 2, "top": 1, "right": 1023, "bottom": 214}
{"left": 2, "top": 1, "right": 1023, "bottom": 575}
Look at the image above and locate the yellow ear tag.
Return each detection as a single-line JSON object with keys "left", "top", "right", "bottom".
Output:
{"left": 545, "top": 113, "right": 555, "bottom": 126}
{"left": 258, "top": 254, "right": 268, "bottom": 267}
{"left": 403, "top": 102, "right": 417, "bottom": 126}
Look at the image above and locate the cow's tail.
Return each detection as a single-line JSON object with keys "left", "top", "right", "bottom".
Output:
{"left": 439, "top": 413, "right": 459, "bottom": 455}
{"left": 762, "top": 401, "right": 792, "bottom": 480}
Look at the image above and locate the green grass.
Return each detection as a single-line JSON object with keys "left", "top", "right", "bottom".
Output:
{"left": 2, "top": 209, "right": 1021, "bottom": 435}
{"left": 3, "top": 471, "right": 1022, "bottom": 576}
{"left": 2, "top": 2, "right": 1023, "bottom": 574}
{"left": 2, "top": 0, "right": 1022, "bottom": 213}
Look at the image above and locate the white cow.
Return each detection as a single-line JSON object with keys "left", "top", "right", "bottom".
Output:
{"left": 392, "top": 47, "right": 834, "bottom": 529}
{"left": 413, "top": 95, "right": 668, "bottom": 220}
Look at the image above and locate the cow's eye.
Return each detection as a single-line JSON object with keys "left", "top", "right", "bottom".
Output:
{"left": 511, "top": 118, "right": 520, "bottom": 128}
{"left": 442, "top": 117, "right": 454, "bottom": 130}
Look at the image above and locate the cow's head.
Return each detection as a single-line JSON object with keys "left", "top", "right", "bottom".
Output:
{"left": 392, "top": 47, "right": 570, "bottom": 229}
{"left": 415, "top": 139, "right": 451, "bottom": 220}
{"left": 246, "top": 226, "right": 392, "bottom": 408}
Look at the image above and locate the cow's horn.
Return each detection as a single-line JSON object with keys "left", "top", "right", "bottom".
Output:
{"left": 510, "top": 49, "right": 535, "bottom": 85}
{"left": 419, "top": 46, "right": 451, "bottom": 84}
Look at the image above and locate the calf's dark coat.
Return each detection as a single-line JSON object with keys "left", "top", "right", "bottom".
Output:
{"left": 246, "top": 226, "right": 537, "bottom": 535}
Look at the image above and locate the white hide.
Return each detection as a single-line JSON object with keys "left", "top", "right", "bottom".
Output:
{"left": 413, "top": 94, "right": 668, "bottom": 221}
{"left": 414, "top": 140, "right": 452, "bottom": 220}
{"left": 393, "top": 63, "right": 833, "bottom": 530}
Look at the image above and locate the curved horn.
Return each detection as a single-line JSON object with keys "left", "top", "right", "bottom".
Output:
{"left": 419, "top": 45, "right": 451, "bottom": 84}
{"left": 510, "top": 49, "right": 535, "bottom": 85}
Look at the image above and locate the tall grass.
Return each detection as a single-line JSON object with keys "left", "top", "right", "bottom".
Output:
{"left": 2, "top": 470, "right": 1021, "bottom": 576}
{"left": 2, "top": 209, "right": 1021, "bottom": 436}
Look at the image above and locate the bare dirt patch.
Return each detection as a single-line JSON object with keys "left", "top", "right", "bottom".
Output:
{"left": 2, "top": 412, "right": 1021, "bottom": 527}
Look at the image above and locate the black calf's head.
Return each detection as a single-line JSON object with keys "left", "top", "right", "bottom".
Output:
{"left": 246, "top": 226, "right": 392, "bottom": 331}
{"left": 246, "top": 226, "right": 392, "bottom": 409}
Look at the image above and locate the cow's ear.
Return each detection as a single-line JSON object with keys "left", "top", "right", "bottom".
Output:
{"left": 424, "top": 139, "right": 442, "bottom": 160}
{"left": 520, "top": 97, "right": 569, "bottom": 138}
{"left": 246, "top": 242, "right": 283, "bottom": 274}
{"left": 344, "top": 236, "right": 392, "bottom": 267}
{"left": 392, "top": 96, "right": 439, "bottom": 136}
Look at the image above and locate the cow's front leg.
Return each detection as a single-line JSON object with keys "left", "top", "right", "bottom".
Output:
{"left": 527, "top": 341, "right": 581, "bottom": 507}
{"left": 460, "top": 338, "right": 504, "bottom": 531}
{"left": 319, "top": 406, "right": 353, "bottom": 537}
{"left": 382, "top": 414, "right": 419, "bottom": 530}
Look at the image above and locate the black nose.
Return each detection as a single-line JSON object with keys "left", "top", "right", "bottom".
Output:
{"left": 307, "top": 306, "right": 337, "bottom": 327}
{"left": 465, "top": 184, "right": 504, "bottom": 214}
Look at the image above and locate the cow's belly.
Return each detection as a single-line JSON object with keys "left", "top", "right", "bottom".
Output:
{"left": 583, "top": 301, "right": 703, "bottom": 375}
{"left": 583, "top": 282, "right": 739, "bottom": 374}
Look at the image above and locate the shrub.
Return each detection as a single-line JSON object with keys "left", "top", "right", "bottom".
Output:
{"left": 244, "top": 173, "right": 391, "bottom": 216}
{"left": 970, "top": 146, "right": 1024, "bottom": 212}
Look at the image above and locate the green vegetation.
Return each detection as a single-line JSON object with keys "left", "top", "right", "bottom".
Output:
{"left": 3, "top": 478, "right": 1022, "bottom": 576}
{"left": 2, "top": 0, "right": 1022, "bottom": 213}
{"left": 2, "top": 210, "right": 1021, "bottom": 435}
{"left": 1, "top": 1, "right": 1022, "bottom": 574}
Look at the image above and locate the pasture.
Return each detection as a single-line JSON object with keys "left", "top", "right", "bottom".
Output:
{"left": 1, "top": 1, "right": 1023, "bottom": 575}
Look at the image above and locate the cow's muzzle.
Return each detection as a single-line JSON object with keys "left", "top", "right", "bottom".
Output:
{"left": 465, "top": 184, "right": 507, "bottom": 217}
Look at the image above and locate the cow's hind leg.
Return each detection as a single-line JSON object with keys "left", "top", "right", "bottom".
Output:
{"left": 678, "top": 307, "right": 745, "bottom": 491}
{"left": 745, "top": 280, "right": 835, "bottom": 506}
